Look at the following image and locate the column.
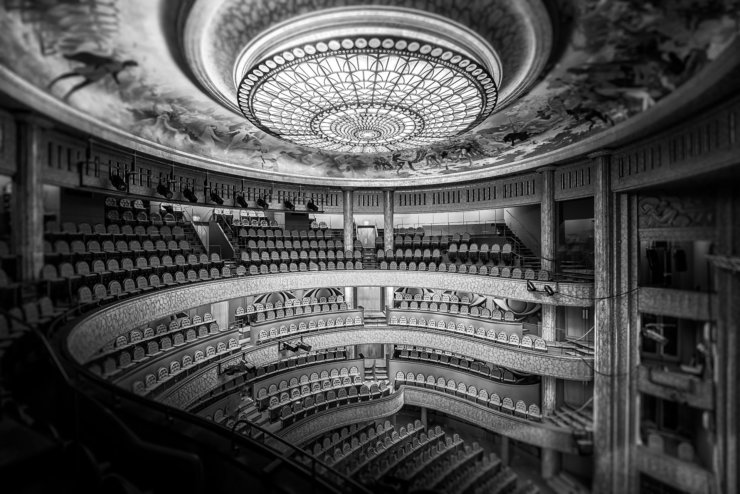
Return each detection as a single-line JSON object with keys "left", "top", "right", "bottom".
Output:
{"left": 420, "top": 407, "right": 428, "bottom": 429}
{"left": 591, "top": 151, "right": 634, "bottom": 493}
{"left": 13, "top": 114, "right": 47, "bottom": 281}
{"left": 500, "top": 436, "right": 510, "bottom": 465}
{"left": 713, "top": 187, "right": 739, "bottom": 494}
{"left": 539, "top": 166, "right": 559, "bottom": 478}
{"left": 383, "top": 189, "right": 395, "bottom": 309}
{"left": 343, "top": 189, "right": 354, "bottom": 252}
{"left": 343, "top": 189, "right": 354, "bottom": 313}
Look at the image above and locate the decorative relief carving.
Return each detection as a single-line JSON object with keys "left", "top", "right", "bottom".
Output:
{"left": 638, "top": 287, "right": 717, "bottom": 321}
{"left": 635, "top": 446, "right": 713, "bottom": 494}
{"left": 638, "top": 195, "right": 715, "bottom": 229}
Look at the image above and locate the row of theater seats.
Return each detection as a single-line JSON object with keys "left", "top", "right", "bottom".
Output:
{"left": 192, "top": 348, "right": 350, "bottom": 414}
{"left": 96, "top": 313, "right": 218, "bottom": 356}
{"left": 349, "top": 423, "right": 449, "bottom": 481}
{"left": 275, "top": 380, "right": 391, "bottom": 427}
{"left": 307, "top": 420, "right": 390, "bottom": 459}
{"left": 395, "top": 292, "right": 474, "bottom": 304}
{"left": 242, "top": 238, "right": 350, "bottom": 253}
{"left": 243, "top": 260, "right": 364, "bottom": 274}
{"left": 87, "top": 315, "right": 234, "bottom": 379}
{"left": 254, "top": 314, "right": 363, "bottom": 344}
{"left": 375, "top": 231, "right": 474, "bottom": 250}
{"left": 45, "top": 222, "right": 188, "bottom": 241}
{"left": 388, "top": 316, "right": 549, "bottom": 352}
{"left": 124, "top": 336, "right": 240, "bottom": 397}
{"left": 0, "top": 297, "right": 65, "bottom": 337}
{"left": 41, "top": 252, "right": 224, "bottom": 304}
{"left": 236, "top": 294, "right": 346, "bottom": 316}
{"left": 105, "top": 209, "right": 182, "bottom": 225}
{"left": 240, "top": 248, "right": 360, "bottom": 265}
{"left": 394, "top": 345, "right": 534, "bottom": 384}
{"left": 258, "top": 366, "right": 363, "bottom": 412}
{"left": 245, "top": 302, "right": 352, "bottom": 325}
{"left": 396, "top": 372, "right": 542, "bottom": 421}
{"left": 376, "top": 243, "right": 516, "bottom": 264}
{"left": 394, "top": 301, "right": 516, "bottom": 321}
{"left": 419, "top": 447, "right": 502, "bottom": 494}
{"left": 236, "top": 228, "right": 344, "bottom": 242}
{"left": 378, "top": 261, "right": 551, "bottom": 279}
{"left": 69, "top": 267, "right": 234, "bottom": 309}
{"left": 44, "top": 238, "right": 195, "bottom": 262}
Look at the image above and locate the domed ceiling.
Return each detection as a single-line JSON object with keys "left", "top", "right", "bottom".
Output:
{"left": 0, "top": 0, "right": 737, "bottom": 187}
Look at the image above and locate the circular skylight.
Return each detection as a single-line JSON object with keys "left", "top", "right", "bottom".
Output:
{"left": 234, "top": 8, "right": 501, "bottom": 154}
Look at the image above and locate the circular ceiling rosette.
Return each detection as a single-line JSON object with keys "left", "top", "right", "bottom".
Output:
{"left": 236, "top": 32, "right": 498, "bottom": 153}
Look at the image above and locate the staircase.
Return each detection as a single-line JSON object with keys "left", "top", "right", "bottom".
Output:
{"left": 363, "top": 358, "right": 388, "bottom": 381}
{"left": 214, "top": 215, "right": 240, "bottom": 260}
{"left": 491, "top": 222, "right": 540, "bottom": 270}
{"left": 361, "top": 247, "right": 377, "bottom": 269}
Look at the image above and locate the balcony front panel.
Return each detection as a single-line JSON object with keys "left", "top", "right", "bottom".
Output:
{"left": 68, "top": 272, "right": 594, "bottom": 365}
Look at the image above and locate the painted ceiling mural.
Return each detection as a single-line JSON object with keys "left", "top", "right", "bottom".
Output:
{"left": 0, "top": 0, "right": 738, "bottom": 184}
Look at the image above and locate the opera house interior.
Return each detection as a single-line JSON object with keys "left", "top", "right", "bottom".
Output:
{"left": 0, "top": 1, "right": 739, "bottom": 493}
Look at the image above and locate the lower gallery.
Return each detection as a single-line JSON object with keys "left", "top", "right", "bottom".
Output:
{"left": 0, "top": 1, "right": 738, "bottom": 493}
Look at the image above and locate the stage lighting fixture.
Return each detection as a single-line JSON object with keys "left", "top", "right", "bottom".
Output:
{"left": 284, "top": 199, "right": 295, "bottom": 211}
{"left": 161, "top": 204, "right": 174, "bottom": 214}
{"left": 526, "top": 280, "right": 537, "bottom": 292}
{"left": 156, "top": 182, "right": 173, "bottom": 199}
{"left": 296, "top": 341, "right": 312, "bottom": 352}
{"left": 280, "top": 341, "right": 298, "bottom": 352}
{"left": 543, "top": 285, "right": 555, "bottom": 296}
{"left": 306, "top": 200, "right": 319, "bottom": 212}
{"left": 183, "top": 187, "right": 198, "bottom": 203}
{"left": 236, "top": 194, "right": 248, "bottom": 208}
{"left": 110, "top": 173, "right": 128, "bottom": 191}
{"left": 210, "top": 190, "right": 224, "bottom": 205}
{"left": 257, "top": 197, "right": 269, "bottom": 209}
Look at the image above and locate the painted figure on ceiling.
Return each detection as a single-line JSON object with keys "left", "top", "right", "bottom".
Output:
{"left": 48, "top": 52, "right": 137, "bottom": 101}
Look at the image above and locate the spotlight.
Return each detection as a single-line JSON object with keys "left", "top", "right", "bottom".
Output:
{"left": 306, "top": 200, "right": 319, "bottom": 212}
{"left": 210, "top": 190, "right": 224, "bottom": 205}
{"left": 526, "top": 280, "right": 537, "bottom": 292}
{"left": 543, "top": 285, "right": 555, "bottom": 296}
{"left": 642, "top": 328, "right": 669, "bottom": 346}
{"left": 280, "top": 341, "right": 299, "bottom": 352}
{"left": 296, "top": 341, "right": 312, "bottom": 352}
{"left": 284, "top": 199, "right": 295, "bottom": 211}
{"left": 161, "top": 204, "right": 174, "bottom": 214}
{"left": 183, "top": 187, "right": 198, "bottom": 203}
{"left": 156, "top": 182, "right": 173, "bottom": 199}
{"left": 110, "top": 173, "right": 128, "bottom": 191}
{"left": 257, "top": 197, "right": 269, "bottom": 209}
{"left": 236, "top": 194, "right": 248, "bottom": 208}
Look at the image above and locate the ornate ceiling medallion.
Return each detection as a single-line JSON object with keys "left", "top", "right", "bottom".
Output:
{"left": 233, "top": 8, "right": 502, "bottom": 154}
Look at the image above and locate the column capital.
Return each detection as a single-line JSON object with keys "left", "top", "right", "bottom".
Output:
{"left": 587, "top": 149, "right": 613, "bottom": 160}
{"left": 536, "top": 165, "right": 557, "bottom": 173}
{"left": 13, "top": 111, "right": 54, "bottom": 128}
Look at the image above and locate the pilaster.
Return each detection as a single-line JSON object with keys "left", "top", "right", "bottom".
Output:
{"left": 591, "top": 150, "right": 634, "bottom": 493}
{"left": 13, "top": 113, "right": 49, "bottom": 281}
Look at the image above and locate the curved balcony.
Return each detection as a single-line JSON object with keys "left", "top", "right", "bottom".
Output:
{"left": 155, "top": 323, "right": 592, "bottom": 410}
{"left": 279, "top": 386, "right": 583, "bottom": 455}
{"left": 67, "top": 272, "right": 594, "bottom": 366}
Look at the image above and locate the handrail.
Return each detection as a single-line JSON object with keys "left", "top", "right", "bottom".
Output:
{"left": 504, "top": 209, "right": 542, "bottom": 255}
{"left": 2, "top": 306, "right": 207, "bottom": 492}
{"left": 228, "top": 418, "right": 371, "bottom": 493}
{"left": 51, "top": 307, "right": 371, "bottom": 493}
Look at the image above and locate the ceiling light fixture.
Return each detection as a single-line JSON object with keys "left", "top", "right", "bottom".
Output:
{"left": 235, "top": 8, "right": 501, "bottom": 154}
